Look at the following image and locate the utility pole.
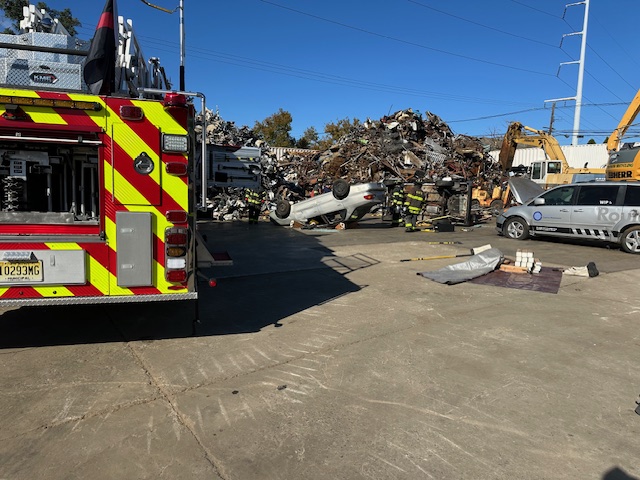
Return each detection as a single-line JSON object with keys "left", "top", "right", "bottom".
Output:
{"left": 179, "top": 0, "right": 185, "bottom": 91}
{"left": 548, "top": 102, "right": 556, "bottom": 135}
{"left": 140, "top": 0, "right": 185, "bottom": 90}
{"left": 545, "top": 0, "right": 590, "bottom": 146}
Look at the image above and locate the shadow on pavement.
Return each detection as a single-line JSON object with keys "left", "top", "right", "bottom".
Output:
{"left": 0, "top": 221, "right": 375, "bottom": 348}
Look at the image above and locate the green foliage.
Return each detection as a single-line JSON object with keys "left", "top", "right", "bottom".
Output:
{"left": 587, "top": 138, "right": 596, "bottom": 145}
{"left": 296, "top": 126, "right": 319, "bottom": 149}
{"left": 0, "top": 1, "right": 80, "bottom": 35}
{"left": 0, "top": 0, "right": 28, "bottom": 32}
{"left": 253, "top": 108, "right": 294, "bottom": 147}
{"left": 316, "top": 117, "right": 361, "bottom": 151}
{"left": 603, "top": 136, "right": 609, "bottom": 144}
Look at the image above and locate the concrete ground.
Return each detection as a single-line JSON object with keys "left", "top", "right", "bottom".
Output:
{"left": 0, "top": 216, "right": 638, "bottom": 479}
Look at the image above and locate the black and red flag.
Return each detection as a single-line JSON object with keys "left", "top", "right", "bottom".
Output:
{"left": 83, "top": 0, "right": 118, "bottom": 95}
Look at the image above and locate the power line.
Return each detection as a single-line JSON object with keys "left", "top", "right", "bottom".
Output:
{"left": 407, "top": 0, "right": 558, "bottom": 48}
{"left": 77, "top": 23, "right": 536, "bottom": 107}
{"left": 508, "top": 0, "right": 561, "bottom": 19}
{"left": 448, "top": 101, "right": 628, "bottom": 123}
{"left": 586, "top": 45, "right": 637, "bottom": 93}
{"left": 257, "top": 0, "right": 554, "bottom": 77}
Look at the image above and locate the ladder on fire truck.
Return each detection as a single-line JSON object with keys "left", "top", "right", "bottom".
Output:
{"left": 18, "top": 3, "right": 171, "bottom": 97}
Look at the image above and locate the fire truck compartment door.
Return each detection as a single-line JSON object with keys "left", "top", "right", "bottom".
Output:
{"left": 0, "top": 249, "right": 86, "bottom": 285}
{"left": 116, "top": 211, "right": 153, "bottom": 287}
{"left": 111, "top": 124, "right": 161, "bottom": 206}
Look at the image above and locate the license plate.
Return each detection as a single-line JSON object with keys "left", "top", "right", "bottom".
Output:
{"left": 0, "top": 261, "right": 43, "bottom": 283}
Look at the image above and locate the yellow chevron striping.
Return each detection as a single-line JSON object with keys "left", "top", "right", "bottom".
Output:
{"left": 33, "top": 285, "right": 74, "bottom": 297}
{"left": 86, "top": 255, "right": 110, "bottom": 295}
{"left": 130, "top": 100, "right": 190, "bottom": 202}
{"left": 44, "top": 243, "right": 82, "bottom": 250}
{"left": 132, "top": 100, "right": 187, "bottom": 133}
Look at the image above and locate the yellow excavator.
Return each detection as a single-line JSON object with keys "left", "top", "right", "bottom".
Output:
{"left": 498, "top": 121, "right": 605, "bottom": 188}
{"left": 606, "top": 88, "right": 640, "bottom": 181}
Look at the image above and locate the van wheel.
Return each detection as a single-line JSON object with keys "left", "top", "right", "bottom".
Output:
{"left": 621, "top": 226, "right": 640, "bottom": 253}
{"left": 332, "top": 179, "right": 350, "bottom": 200}
{"left": 503, "top": 217, "right": 529, "bottom": 240}
{"left": 275, "top": 200, "right": 291, "bottom": 219}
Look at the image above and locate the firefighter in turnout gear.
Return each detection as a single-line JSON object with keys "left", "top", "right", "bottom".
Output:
{"left": 245, "top": 187, "right": 263, "bottom": 224}
{"left": 404, "top": 185, "right": 425, "bottom": 232}
{"left": 390, "top": 184, "right": 405, "bottom": 227}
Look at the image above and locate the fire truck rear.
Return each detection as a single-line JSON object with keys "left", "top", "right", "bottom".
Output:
{"left": 0, "top": 5, "right": 208, "bottom": 306}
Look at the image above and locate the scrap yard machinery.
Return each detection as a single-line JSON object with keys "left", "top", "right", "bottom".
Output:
{"left": 606, "top": 87, "right": 640, "bottom": 181}
{"left": 499, "top": 121, "right": 605, "bottom": 188}
{"left": 0, "top": 4, "right": 212, "bottom": 307}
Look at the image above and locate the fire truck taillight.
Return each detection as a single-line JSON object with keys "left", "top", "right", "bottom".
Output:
{"left": 166, "top": 270, "right": 187, "bottom": 283}
{"left": 120, "top": 105, "right": 144, "bottom": 121}
{"left": 163, "top": 134, "right": 189, "bottom": 153}
{"left": 164, "top": 93, "right": 187, "bottom": 108}
{"left": 165, "top": 162, "right": 188, "bottom": 176}
{"left": 166, "top": 232, "right": 187, "bottom": 244}
{"left": 165, "top": 227, "right": 188, "bottom": 283}
{"left": 166, "top": 210, "right": 188, "bottom": 223}
{"left": 163, "top": 93, "right": 189, "bottom": 129}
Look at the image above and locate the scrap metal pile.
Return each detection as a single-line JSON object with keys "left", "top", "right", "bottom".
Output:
{"left": 197, "top": 108, "right": 505, "bottom": 220}
{"left": 314, "top": 109, "right": 501, "bottom": 185}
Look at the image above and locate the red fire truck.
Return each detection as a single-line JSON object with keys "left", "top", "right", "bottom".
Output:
{"left": 0, "top": 4, "right": 211, "bottom": 307}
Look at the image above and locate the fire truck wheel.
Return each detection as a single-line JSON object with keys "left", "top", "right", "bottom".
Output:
{"left": 332, "top": 179, "right": 350, "bottom": 200}
{"left": 275, "top": 200, "right": 291, "bottom": 219}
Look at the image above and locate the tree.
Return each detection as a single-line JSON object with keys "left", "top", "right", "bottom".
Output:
{"left": 0, "top": 1, "right": 80, "bottom": 35}
{"left": 296, "top": 126, "right": 319, "bottom": 149}
{"left": 253, "top": 108, "right": 294, "bottom": 147}
{"left": 587, "top": 138, "right": 596, "bottom": 145}
{"left": 317, "top": 117, "right": 361, "bottom": 150}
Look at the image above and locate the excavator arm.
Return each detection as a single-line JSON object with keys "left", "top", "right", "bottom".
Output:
{"left": 498, "top": 122, "right": 570, "bottom": 171}
{"left": 607, "top": 88, "right": 640, "bottom": 152}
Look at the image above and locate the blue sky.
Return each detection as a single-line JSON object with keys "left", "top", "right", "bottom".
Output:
{"left": 5, "top": 1, "right": 640, "bottom": 146}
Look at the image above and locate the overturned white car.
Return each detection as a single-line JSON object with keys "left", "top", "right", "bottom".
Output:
{"left": 270, "top": 180, "right": 386, "bottom": 227}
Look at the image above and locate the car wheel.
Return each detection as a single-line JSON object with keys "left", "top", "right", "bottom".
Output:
{"left": 470, "top": 199, "right": 481, "bottom": 210}
{"left": 275, "top": 200, "right": 291, "bottom": 219}
{"left": 332, "top": 179, "right": 350, "bottom": 200}
{"left": 620, "top": 226, "right": 640, "bottom": 254}
{"left": 503, "top": 217, "right": 529, "bottom": 240}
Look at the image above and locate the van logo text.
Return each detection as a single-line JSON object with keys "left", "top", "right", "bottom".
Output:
{"left": 596, "top": 207, "right": 639, "bottom": 222}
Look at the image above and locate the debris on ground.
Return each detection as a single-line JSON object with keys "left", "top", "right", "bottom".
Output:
{"left": 563, "top": 262, "right": 599, "bottom": 278}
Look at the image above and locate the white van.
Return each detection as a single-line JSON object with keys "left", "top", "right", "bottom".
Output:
{"left": 496, "top": 181, "right": 640, "bottom": 253}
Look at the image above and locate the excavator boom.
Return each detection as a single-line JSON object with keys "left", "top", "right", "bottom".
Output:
{"left": 499, "top": 121, "right": 604, "bottom": 187}
{"left": 607, "top": 88, "right": 640, "bottom": 153}
{"left": 605, "top": 88, "right": 640, "bottom": 181}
